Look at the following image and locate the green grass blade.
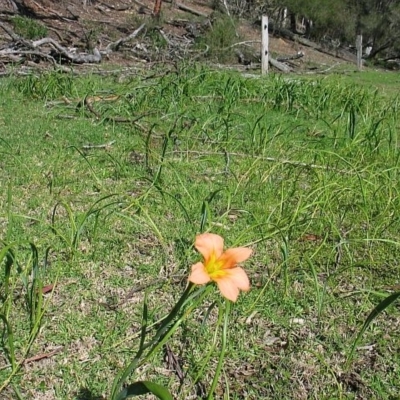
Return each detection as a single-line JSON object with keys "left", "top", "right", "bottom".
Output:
{"left": 116, "top": 381, "right": 173, "bottom": 400}
{"left": 110, "top": 292, "right": 149, "bottom": 400}
{"left": 347, "top": 291, "right": 400, "bottom": 367}
{"left": 0, "top": 313, "right": 16, "bottom": 369}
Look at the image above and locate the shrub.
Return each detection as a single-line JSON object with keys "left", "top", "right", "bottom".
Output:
{"left": 198, "top": 13, "right": 238, "bottom": 63}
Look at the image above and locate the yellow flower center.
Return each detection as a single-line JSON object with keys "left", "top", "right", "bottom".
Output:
{"left": 205, "top": 251, "right": 227, "bottom": 280}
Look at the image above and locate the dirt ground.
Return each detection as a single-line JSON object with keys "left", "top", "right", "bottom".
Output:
{"left": 0, "top": 0, "right": 353, "bottom": 72}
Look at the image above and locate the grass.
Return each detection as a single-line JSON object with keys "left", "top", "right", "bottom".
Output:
{"left": 1, "top": 65, "right": 400, "bottom": 399}
{"left": 11, "top": 16, "right": 48, "bottom": 40}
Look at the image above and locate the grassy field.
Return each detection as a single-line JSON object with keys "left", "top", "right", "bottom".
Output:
{"left": 1, "top": 65, "right": 400, "bottom": 399}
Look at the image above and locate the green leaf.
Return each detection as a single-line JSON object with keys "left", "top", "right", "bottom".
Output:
{"left": 116, "top": 381, "right": 173, "bottom": 400}
{"left": 347, "top": 291, "right": 400, "bottom": 366}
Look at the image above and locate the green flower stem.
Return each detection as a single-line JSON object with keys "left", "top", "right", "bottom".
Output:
{"left": 193, "top": 301, "right": 224, "bottom": 388}
{"left": 138, "top": 284, "right": 213, "bottom": 368}
{"left": 207, "top": 299, "right": 231, "bottom": 400}
{"left": 143, "top": 282, "right": 195, "bottom": 351}
{"left": 111, "top": 282, "right": 212, "bottom": 400}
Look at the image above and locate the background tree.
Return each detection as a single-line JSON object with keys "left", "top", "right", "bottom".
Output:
{"left": 355, "top": 0, "right": 400, "bottom": 59}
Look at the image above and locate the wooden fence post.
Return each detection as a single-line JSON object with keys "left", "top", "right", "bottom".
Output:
{"left": 356, "top": 34, "right": 362, "bottom": 71}
{"left": 261, "top": 15, "right": 269, "bottom": 75}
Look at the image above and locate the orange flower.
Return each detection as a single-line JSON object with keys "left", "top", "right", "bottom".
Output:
{"left": 188, "top": 233, "right": 252, "bottom": 302}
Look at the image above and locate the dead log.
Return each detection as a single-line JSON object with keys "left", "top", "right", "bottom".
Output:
{"left": 276, "top": 51, "right": 304, "bottom": 62}
{"left": 269, "top": 56, "right": 291, "bottom": 72}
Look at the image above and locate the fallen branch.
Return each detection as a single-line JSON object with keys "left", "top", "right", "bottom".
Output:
{"left": 32, "top": 37, "right": 101, "bottom": 63}
{"left": 0, "top": 23, "right": 101, "bottom": 64}
{"left": 106, "top": 23, "right": 146, "bottom": 52}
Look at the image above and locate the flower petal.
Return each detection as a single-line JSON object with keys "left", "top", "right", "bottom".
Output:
{"left": 188, "top": 262, "right": 211, "bottom": 285}
{"left": 216, "top": 277, "right": 240, "bottom": 302}
{"left": 195, "top": 233, "right": 224, "bottom": 262}
{"left": 226, "top": 267, "right": 250, "bottom": 291}
{"left": 218, "top": 247, "right": 252, "bottom": 269}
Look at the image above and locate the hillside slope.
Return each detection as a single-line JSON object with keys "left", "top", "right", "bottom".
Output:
{"left": 0, "top": 0, "right": 356, "bottom": 71}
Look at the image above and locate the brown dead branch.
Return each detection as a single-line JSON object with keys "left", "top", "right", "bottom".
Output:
{"left": 24, "top": 346, "right": 63, "bottom": 365}
{"left": 164, "top": 344, "right": 185, "bottom": 382}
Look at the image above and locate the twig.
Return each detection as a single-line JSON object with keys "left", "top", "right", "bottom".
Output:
{"left": 164, "top": 344, "right": 185, "bottom": 382}
{"left": 169, "top": 150, "right": 358, "bottom": 175}
{"left": 106, "top": 23, "right": 146, "bottom": 52}
{"left": 224, "top": 40, "right": 261, "bottom": 50}
{"left": 24, "top": 346, "right": 64, "bottom": 364}
{"left": 56, "top": 115, "right": 79, "bottom": 120}
{"left": 157, "top": 29, "right": 172, "bottom": 46}
{"left": 82, "top": 140, "right": 116, "bottom": 150}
